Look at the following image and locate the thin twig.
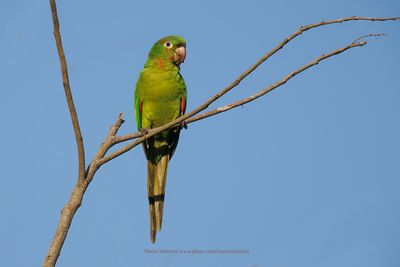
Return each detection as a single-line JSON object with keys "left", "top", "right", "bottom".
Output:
{"left": 352, "top": 33, "right": 387, "bottom": 43}
{"left": 50, "top": 0, "right": 86, "bottom": 179}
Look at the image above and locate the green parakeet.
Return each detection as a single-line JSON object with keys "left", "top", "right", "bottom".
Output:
{"left": 134, "top": 36, "right": 187, "bottom": 243}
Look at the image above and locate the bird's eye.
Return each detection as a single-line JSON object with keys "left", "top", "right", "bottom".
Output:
{"left": 164, "top": 41, "right": 173, "bottom": 49}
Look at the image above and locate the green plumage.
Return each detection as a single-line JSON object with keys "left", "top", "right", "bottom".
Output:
{"left": 134, "top": 36, "right": 187, "bottom": 243}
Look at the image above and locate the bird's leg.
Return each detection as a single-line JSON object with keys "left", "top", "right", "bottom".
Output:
{"left": 140, "top": 128, "right": 149, "bottom": 136}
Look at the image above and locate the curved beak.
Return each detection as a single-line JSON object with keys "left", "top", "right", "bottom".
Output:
{"left": 173, "top": 46, "right": 186, "bottom": 65}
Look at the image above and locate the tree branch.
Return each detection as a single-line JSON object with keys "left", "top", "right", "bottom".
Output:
{"left": 50, "top": 0, "right": 86, "bottom": 180}
{"left": 43, "top": 113, "right": 124, "bottom": 267}
{"left": 43, "top": 4, "right": 400, "bottom": 266}
{"left": 98, "top": 38, "right": 367, "bottom": 165}
{"left": 113, "top": 16, "right": 400, "bottom": 145}
{"left": 186, "top": 39, "right": 369, "bottom": 123}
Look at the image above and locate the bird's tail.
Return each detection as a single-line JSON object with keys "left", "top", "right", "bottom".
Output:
{"left": 147, "top": 155, "right": 169, "bottom": 243}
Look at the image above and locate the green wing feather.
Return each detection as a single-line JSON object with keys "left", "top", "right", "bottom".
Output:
{"left": 134, "top": 89, "right": 142, "bottom": 130}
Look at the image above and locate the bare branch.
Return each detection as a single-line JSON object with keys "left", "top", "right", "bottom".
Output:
{"left": 43, "top": 181, "right": 86, "bottom": 267}
{"left": 50, "top": 0, "right": 86, "bottom": 179}
{"left": 186, "top": 41, "right": 367, "bottom": 123}
{"left": 43, "top": 113, "right": 124, "bottom": 267}
{"left": 113, "top": 16, "right": 400, "bottom": 145}
{"left": 98, "top": 39, "right": 366, "bottom": 165}
{"left": 85, "top": 113, "right": 125, "bottom": 183}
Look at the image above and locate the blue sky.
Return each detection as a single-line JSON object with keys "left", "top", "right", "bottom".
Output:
{"left": 1, "top": 0, "right": 399, "bottom": 266}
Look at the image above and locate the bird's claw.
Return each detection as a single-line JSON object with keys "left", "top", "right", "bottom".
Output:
{"left": 140, "top": 128, "right": 149, "bottom": 136}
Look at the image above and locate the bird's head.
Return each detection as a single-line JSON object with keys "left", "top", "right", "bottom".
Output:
{"left": 146, "top": 35, "right": 186, "bottom": 69}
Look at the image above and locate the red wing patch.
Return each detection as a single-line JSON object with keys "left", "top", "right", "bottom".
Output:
{"left": 140, "top": 99, "right": 143, "bottom": 114}
{"left": 180, "top": 95, "right": 185, "bottom": 115}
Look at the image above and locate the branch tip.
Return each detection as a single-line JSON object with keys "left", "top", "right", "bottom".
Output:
{"left": 352, "top": 33, "right": 387, "bottom": 44}
{"left": 117, "top": 112, "right": 125, "bottom": 125}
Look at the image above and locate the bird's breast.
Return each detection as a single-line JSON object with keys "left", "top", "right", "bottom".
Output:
{"left": 137, "top": 69, "right": 185, "bottom": 127}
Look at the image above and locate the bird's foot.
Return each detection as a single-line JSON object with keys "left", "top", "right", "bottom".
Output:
{"left": 140, "top": 128, "right": 149, "bottom": 136}
{"left": 180, "top": 120, "right": 188, "bottom": 130}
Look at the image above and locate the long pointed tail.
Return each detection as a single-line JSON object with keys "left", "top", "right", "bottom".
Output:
{"left": 147, "top": 155, "right": 169, "bottom": 243}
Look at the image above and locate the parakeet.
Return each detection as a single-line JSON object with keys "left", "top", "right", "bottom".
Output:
{"left": 134, "top": 36, "right": 187, "bottom": 243}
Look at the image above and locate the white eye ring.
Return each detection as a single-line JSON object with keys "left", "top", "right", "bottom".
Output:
{"left": 164, "top": 41, "right": 173, "bottom": 49}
